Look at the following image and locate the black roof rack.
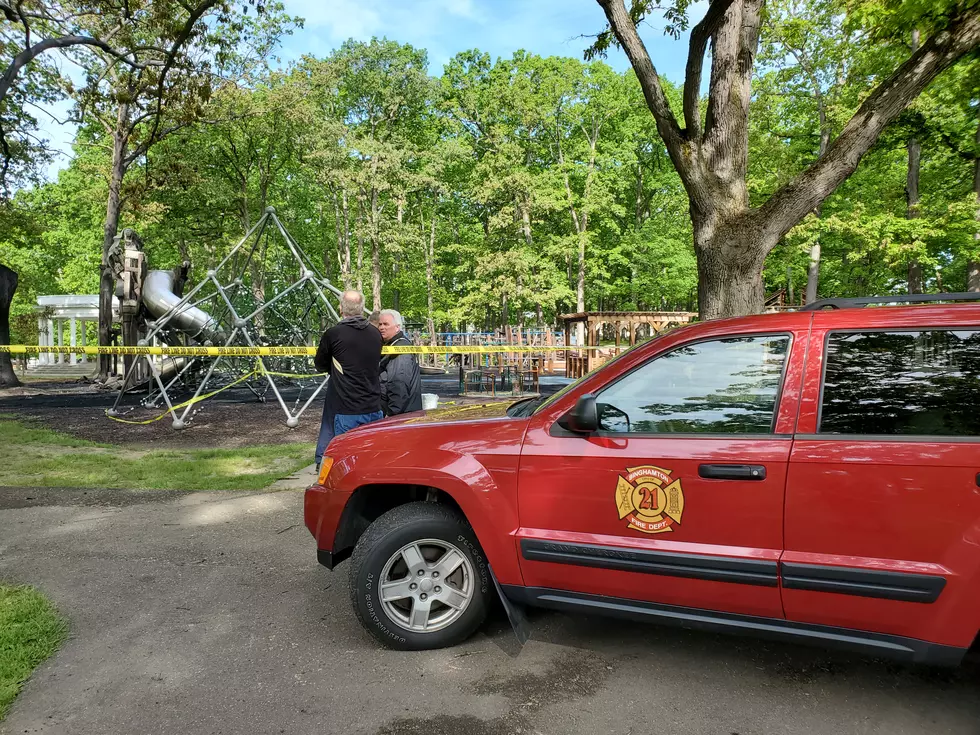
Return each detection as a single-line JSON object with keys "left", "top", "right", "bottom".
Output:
{"left": 801, "top": 292, "right": 980, "bottom": 311}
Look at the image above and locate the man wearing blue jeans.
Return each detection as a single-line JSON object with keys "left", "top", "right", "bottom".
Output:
{"left": 314, "top": 290, "right": 384, "bottom": 468}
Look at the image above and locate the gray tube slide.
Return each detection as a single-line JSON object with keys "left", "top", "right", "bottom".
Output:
{"left": 142, "top": 270, "right": 222, "bottom": 344}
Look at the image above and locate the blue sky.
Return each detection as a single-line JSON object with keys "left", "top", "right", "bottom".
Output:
{"left": 279, "top": 0, "right": 696, "bottom": 78}
{"left": 38, "top": 0, "right": 698, "bottom": 178}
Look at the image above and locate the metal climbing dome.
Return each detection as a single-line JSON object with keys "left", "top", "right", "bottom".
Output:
{"left": 109, "top": 207, "right": 341, "bottom": 429}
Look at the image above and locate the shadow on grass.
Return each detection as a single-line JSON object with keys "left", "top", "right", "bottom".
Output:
{"left": 0, "top": 415, "right": 313, "bottom": 491}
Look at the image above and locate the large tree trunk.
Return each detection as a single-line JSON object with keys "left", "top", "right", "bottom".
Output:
{"left": 0, "top": 263, "right": 20, "bottom": 388}
{"left": 970, "top": 107, "right": 980, "bottom": 292}
{"left": 98, "top": 103, "right": 129, "bottom": 381}
{"left": 694, "top": 212, "right": 772, "bottom": 320}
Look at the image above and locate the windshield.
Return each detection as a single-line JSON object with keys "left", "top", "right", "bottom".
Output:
{"left": 506, "top": 395, "right": 541, "bottom": 418}
{"left": 532, "top": 338, "right": 659, "bottom": 415}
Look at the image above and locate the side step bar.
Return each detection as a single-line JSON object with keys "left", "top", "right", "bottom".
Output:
{"left": 500, "top": 585, "right": 966, "bottom": 666}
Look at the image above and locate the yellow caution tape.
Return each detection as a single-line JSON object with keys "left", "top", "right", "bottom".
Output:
{"left": 107, "top": 369, "right": 264, "bottom": 424}
{"left": 1, "top": 344, "right": 606, "bottom": 356}
{"left": 105, "top": 363, "right": 330, "bottom": 425}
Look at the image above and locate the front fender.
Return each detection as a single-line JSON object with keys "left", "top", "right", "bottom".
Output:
{"left": 332, "top": 448, "right": 524, "bottom": 586}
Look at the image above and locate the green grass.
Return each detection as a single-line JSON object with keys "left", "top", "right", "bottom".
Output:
{"left": 0, "top": 585, "right": 68, "bottom": 721}
{"left": 0, "top": 415, "right": 103, "bottom": 449}
{"left": 0, "top": 415, "right": 314, "bottom": 491}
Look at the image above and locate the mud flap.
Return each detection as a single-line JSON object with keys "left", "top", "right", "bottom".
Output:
{"left": 489, "top": 565, "right": 530, "bottom": 648}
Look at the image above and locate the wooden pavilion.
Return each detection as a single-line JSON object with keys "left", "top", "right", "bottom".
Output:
{"left": 561, "top": 310, "right": 696, "bottom": 378}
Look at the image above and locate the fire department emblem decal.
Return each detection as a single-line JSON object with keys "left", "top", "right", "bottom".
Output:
{"left": 615, "top": 465, "right": 685, "bottom": 534}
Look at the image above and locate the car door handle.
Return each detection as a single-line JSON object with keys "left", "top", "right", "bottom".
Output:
{"left": 698, "top": 464, "right": 767, "bottom": 481}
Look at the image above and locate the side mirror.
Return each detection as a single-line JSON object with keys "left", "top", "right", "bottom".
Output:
{"left": 563, "top": 394, "right": 599, "bottom": 434}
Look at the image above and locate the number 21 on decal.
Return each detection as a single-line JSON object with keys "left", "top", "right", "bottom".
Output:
{"left": 638, "top": 486, "right": 656, "bottom": 510}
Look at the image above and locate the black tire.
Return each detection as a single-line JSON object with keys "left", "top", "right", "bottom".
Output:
{"left": 348, "top": 502, "right": 490, "bottom": 650}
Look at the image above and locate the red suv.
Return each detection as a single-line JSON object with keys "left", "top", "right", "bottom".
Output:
{"left": 305, "top": 294, "right": 980, "bottom": 664}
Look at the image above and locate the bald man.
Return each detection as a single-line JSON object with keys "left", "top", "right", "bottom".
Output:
{"left": 313, "top": 290, "right": 383, "bottom": 468}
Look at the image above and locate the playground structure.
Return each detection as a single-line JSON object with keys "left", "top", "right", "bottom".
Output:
{"left": 423, "top": 327, "right": 563, "bottom": 370}
{"left": 25, "top": 222, "right": 700, "bottom": 421}
{"left": 106, "top": 208, "right": 342, "bottom": 429}
{"left": 416, "top": 326, "right": 566, "bottom": 400}
{"left": 561, "top": 310, "right": 697, "bottom": 378}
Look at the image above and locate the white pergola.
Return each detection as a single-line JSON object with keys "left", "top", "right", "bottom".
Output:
{"left": 35, "top": 295, "right": 119, "bottom": 365}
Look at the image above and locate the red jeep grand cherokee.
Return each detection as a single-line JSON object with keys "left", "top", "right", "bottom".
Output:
{"left": 305, "top": 294, "right": 980, "bottom": 664}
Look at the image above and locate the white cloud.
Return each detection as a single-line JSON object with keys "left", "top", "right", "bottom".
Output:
{"left": 438, "top": 0, "right": 483, "bottom": 22}
{"left": 289, "top": 0, "right": 384, "bottom": 42}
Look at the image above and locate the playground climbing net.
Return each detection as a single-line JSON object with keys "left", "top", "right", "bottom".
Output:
{"left": 109, "top": 208, "right": 342, "bottom": 430}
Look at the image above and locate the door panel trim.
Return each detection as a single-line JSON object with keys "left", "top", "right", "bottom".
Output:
{"left": 520, "top": 539, "right": 778, "bottom": 587}
{"left": 781, "top": 562, "right": 945, "bottom": 603}
{"left": 794, "top": 433, "right": 980, "bottom": 443}
{"left": 501, "top": 585, "right": 965, "bottom": 666}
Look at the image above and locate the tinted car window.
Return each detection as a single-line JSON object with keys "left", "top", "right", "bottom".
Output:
{"left": 595, "top": 335, "right": 790, "bottom": 434}
{"left": 820, "top": 330, "right": 980, "bottom": 436}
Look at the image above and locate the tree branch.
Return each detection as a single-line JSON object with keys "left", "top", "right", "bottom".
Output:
{"left": 596, "top": 0, "right": 684, "bottom": 158}
{"left": 684, "top": 0, "right": 735, "bottom": 139}
{"left": 0, "top": 35, "right": 145, "bottom": 105}
{"left": 703, "top": 0, "right": 762, "bottom": 171}
{"left": 12, "top": 1, "right": 31, "bottom": 50}
{"left": 143, "top": 0, "right": 221, "bottom": 149}
{"left": 127, "top": 119, "right": 199, "bottom": 163}
{"left": 760, "top": 10, "right": 980, "bottom": 241}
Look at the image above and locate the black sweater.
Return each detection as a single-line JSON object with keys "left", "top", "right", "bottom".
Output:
{"left": 380, "top": 332, "right": 423, "bottom": 416}
{"left": 314, "top": 317, "right": 383, "bottom": 415}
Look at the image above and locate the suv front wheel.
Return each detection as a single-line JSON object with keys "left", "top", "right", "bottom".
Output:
{"left": 348, "top": 502, "right": 490, "bottom": 650}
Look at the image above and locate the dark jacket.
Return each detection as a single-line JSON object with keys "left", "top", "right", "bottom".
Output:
{"left": 315, "top": 316, "right": 383, "bottom": 415}
{"left": 380, "top": 332, "right": 423, "bottom": 416}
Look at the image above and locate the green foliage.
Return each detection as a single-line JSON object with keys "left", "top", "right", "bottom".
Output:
{"left": 754, "top": 0, "right": 980, "bottom": 299}
{"left": 3, "top": 0, "right": 980, "bottom": 333}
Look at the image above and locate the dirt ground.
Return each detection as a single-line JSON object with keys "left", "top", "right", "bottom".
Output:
{"left": 3, "top": 486, "right": 979, "bottom": 735}
{"left": 0, "top": 384, "right": 320, "bottom": 448}
{"left": 0, "top": 377, "right": 524, "bottom": 449}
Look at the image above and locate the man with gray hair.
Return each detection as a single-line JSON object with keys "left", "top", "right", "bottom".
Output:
{"left": 313, "top": 290, "right": 383, "bottom": 467}
{"left": 378, "top": 309, "right": 422, "bottom": 416}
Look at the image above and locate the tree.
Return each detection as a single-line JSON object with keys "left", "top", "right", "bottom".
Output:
{"left": 755, "top": 0, "right": 863, "bottom": 303}
{"left": 593, "top": 0, "right": 980, "bottom": 318}
{"left": 0, "top": 0, "right": 138, "bottom": 187}
{"left": 14, "top": 22, "right": 980, "bottom": 349}
{"left": 972, "top": 104, "right": 980, "bottom": 291}
{"left": 325, "top": 39, "right": 433, "bottom": 311}
{"left": 70, "top": 1, "right": 291, "bottom": 379}
{"left": 0, "top": 262, "right": 17, "bottom": 386}
{"left": 905, "top": 28, "right": 924, "bottom": 294}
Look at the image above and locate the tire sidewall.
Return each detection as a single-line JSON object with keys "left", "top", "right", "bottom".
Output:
{"left": 353, "top": 515, "right": 490, "bottom": 649}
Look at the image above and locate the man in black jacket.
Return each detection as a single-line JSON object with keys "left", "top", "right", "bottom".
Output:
{"left": 377, "top": 309, "right": 423, "bottom": 416}
{"left": 313, "top": 290, "right": 383, "bottom": 468}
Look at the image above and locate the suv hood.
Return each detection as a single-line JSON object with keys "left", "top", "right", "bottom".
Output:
{"left": 394, "top": 401, "right": 512, "bottom": 426}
